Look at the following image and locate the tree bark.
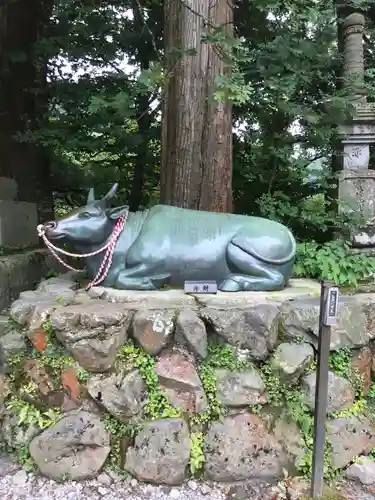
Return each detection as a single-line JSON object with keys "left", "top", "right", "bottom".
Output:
{"left": 0, "top": 0, "right": 53, "bottom": 222}
{"left": 161, "top": 0, "right": 233, "bottom": 212}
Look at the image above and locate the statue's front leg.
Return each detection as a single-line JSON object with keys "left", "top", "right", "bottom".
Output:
{"left": 115, "top": 266, "right": 171, "bottom": 290}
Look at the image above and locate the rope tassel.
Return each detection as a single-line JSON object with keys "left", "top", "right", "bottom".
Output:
{"left": 37, "top": 215, "right": 127, "bottom": 290}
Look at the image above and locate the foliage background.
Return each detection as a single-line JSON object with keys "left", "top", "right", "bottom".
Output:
{"left": 6, "top": 0, "right": 375, "bottom": 284}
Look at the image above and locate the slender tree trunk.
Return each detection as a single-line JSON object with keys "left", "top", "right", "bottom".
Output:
{"left": 0, "top": 0, "right": 53, "bottom": 222}
{"left": 128, "top": 92, "right": 152, "bottom": 211}
{"left": 161, "top": 0, "right": 233, "bottom": 212}
{"left": 128, "top": 0, "right": 154, "bottom": 212}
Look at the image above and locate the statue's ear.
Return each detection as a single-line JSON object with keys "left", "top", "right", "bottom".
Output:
{"left": 106, "top": 205, "right": 129, "bottom": 220}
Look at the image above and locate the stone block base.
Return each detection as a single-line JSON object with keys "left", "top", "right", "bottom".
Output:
{"left": 0, "top": 200, "right": 38, "bottom": 248}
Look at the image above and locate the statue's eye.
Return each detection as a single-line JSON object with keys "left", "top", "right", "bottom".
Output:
{"left": 79, "top": 212, "right": 92, "bottom": 219}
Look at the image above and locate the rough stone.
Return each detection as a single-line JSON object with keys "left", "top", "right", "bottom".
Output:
{"left": 0, "top": 330, "right": 26, "bottom": 371}
{"left": 200, "top": 484, "right": 212, "bottom": 495}
{"left": 50, "top": 300, "right": 128, "bottom": 331}
{"left": 155, "top": 351, "right": 208, "bottom": 415}
{"left": 271, "top": 412, "right": 306, "bottom": 467}
{"left": 87, "top": 370, "right": 147, "bottom": 423}
{"left": 327, "top": 416, "right": 375, "bottom": 469}
{"left": 10, "top": 286, "right": 75, "bottom": 327}
{"left": 29, "top": 410, "right": 110, "bottom": 480}
{"left": 351, "top": 346, "right": 372, "bottom": 395}
{"left": 11, "top": 469, "right": 28, "bottom": 486}
{"left": 281, "top": 294, "right": 375, "bottom": 350}
{"left": 88, "top": 287, "right": 197, "bottom": 309}
{"left": 187, "top": 480, "right": 198, "bottom": 491}
{"left": 50, "top": 302, "right": 132, "bottom": 372}
{"left": 204, "top": 413, "right": 289, "bottom": 482}
{"left": 346, "top": 455, "right": 375, "bottom": 485}
{"left": 1, "top": 413, "right": 39, "bottom": 451}
{"left": 132, "top": 309, "right": 175, "bottom": 356}
{"left": 21, "top": 358, "right": 66, "bottom": 409}
{"left": 0, "top": 329, "right": 27, "bottom": 371}
{"left": 270, "top": 342, "right": 314, "bottom": 383}
{"left": 215, "top": 368, "right": 268, "bottom": 407}
{"left": 125, "top": 418, "right": 190, "bottom": 485}
{"left": 0, "top": 316, "right": 8, "bottom": 337}
{"left": 175, "top": 309, "right": 207, "bottom": 359}
{"left": 37, "top": 274, "right": 79, "bottom": 295}
{"left": 301, "top": 370, "right": 355, "bottom": 413}
{"left": 97, "top": 472, "right": 112, "bottom": 486}
{"left": 5, "top": 251, "right": 53, "bottom": 303}
{"left": 201, "top": 303, "right": 280, "bottom": 360}
{"left": 0, "top": 250, "right": 66, "bottom": 312}
{"left": 73, "top": 290, "right": 94, "bottom": 305}
{"left": 98, "top": 486, "right": 109, "bottom": 496}
{"left": 0, "top": 376, "right": 10, "bottom": 417}
{"left": 285, "top": 477, "right": 311, "bottom": 500}
{"left": 0, "top": 263, "right": 10, "bottom": 312}
{"left": 0, "top": 454, "right": 20, "bottom": 478}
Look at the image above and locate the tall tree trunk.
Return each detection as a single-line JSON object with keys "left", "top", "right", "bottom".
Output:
{"left": 0, "top": 0, "right": 53, "bottom": 222}
{"left": 161, "top": 0, "right": 233, "bottom": 212}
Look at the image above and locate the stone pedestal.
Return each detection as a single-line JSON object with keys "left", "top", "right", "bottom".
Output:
{"left": 0, "top": 178, "right": 17, "bottom": 201}
{"left": 0, "top": 178, "right": 39, "bottom": 248}
{"left": 338, "top": 169, "right": 375, "bottom": 246}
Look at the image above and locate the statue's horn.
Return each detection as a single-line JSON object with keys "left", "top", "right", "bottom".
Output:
{"left": 103, "top": 183, "right": 118, "bottom": 201}
{"left": 87, "top": 188, "right": 95, "bottom": 204}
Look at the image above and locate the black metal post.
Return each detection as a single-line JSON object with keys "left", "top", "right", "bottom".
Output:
{"left": 310, "top": 281, "right": 334, "bottom": 497}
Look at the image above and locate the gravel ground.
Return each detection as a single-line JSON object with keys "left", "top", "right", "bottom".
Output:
{"left": 337, "top": 480, "right": 375, "bottom": 500}
{"left": 1, "top": 455, "right": 375, "bottom": 500}
{"left": 0, "top": 455, "right": 250, "bottom": 500}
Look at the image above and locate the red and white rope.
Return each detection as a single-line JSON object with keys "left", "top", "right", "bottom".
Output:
{"left": 37, "top": 215, "right": 126, "bottom": 290}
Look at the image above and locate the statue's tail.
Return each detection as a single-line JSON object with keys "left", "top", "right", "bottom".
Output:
{"left": 232, "top": 230, "right": 296, "bottom": 266}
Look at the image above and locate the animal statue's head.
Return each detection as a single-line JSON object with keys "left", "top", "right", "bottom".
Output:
{"left": 42, "top": 183, "right": 129, "bottom": 245}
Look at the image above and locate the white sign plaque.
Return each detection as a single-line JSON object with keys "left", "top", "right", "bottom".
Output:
{"left": 184, "top": 281, "right": 217, "bottom": 294}
{"left": 323, "top": 286, "right": 339, "bottom": 326}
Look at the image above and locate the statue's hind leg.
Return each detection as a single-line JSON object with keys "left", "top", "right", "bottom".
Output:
{"left": 114, "top": 264, "right": 171, "bottom": 290}
{"left": 220, "top": 242, "right": 286, "bottom": 292}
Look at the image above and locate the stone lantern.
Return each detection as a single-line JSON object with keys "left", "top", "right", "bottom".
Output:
{"left": 338, "top": 13, "right": 375, "bottom": 247}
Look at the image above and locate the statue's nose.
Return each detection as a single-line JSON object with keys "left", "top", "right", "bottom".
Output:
{"left": 44, "top": 221, "right": 57, "bottom": 230}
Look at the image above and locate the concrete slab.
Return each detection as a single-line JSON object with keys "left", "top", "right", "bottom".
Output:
{"left": 194, "top": 278, "right": 321, "bottom": 308}
{"left": 89, "top": 278, "right": 321, "bottom": 309}
{"left": 88, "top": 286, "right": 198, "bottom": 309}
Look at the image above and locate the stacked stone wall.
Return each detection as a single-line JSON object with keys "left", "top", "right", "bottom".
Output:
{"left": 1, "top": 274, "right": 375, "bottom": 489}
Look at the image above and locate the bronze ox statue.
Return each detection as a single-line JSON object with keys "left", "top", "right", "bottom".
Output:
{"left": 39, "top": 184, "right": 296, "bottom": 292}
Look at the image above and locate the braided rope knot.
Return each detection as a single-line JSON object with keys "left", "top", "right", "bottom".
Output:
{"left": 37, "top": 214, "right": 127, "bottom": 290}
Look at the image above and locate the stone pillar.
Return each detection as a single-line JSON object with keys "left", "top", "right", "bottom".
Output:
{"left": 342, "top": 13, "right": 365, "bottom": 97}
{"left": 338, "top": 13, "right": 375, "bottom": 247}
